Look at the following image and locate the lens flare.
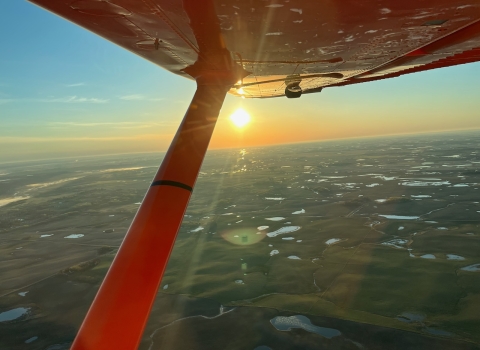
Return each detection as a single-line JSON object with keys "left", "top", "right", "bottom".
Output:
{"left": 229, "top": 108, "right": 251, "bottom": 128}
{"left": 221, "top": 228, "right": 266, "bottom": 245}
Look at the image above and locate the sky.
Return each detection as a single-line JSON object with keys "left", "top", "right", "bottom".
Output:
{"left": 1, "top": 1, "right": 480, "bottom": 162}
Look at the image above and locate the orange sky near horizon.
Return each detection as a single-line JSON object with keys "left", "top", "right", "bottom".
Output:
{"left": 3, "top": 97, "right": 479, "bottom": 164}
{"left": 2, "top": 124, "right": 480, "bottom": 164}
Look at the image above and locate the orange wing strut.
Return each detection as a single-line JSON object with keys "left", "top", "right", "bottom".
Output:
{"left": 71, "top": 82, "right": 230, "bottom": 349}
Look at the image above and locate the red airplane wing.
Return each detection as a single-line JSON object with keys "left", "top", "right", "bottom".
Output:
{"left": 30, "top": 0, "right": 480, "bottom": 98}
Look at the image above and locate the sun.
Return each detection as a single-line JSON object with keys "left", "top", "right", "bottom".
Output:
{"left": 229, "top": 108, "right": 251, "bottom": 128}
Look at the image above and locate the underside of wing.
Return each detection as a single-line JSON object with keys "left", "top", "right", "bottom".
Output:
{"left": 30, "top": 0, "right": 480, "bottom": 98}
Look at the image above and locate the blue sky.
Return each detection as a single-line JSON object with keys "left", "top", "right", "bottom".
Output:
{"left": 1, "top": 1, "right": 479, "bottom": 162}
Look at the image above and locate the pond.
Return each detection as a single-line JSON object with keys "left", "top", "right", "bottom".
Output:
{"left": 270, "top": 315, "right": 341, "bottom": 339}
{"left": 267, "top": 226, "right": 301, "bottom": 238}
{"left": 0, "top": 307, "right": 30, "bottom": 322}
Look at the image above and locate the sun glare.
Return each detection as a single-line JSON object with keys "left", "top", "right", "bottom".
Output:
{"left": 229, "top": 108, "right": 251, "bottom": 128}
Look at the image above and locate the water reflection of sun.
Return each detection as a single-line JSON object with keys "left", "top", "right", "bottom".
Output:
{"left": 229, "top": 108, "right": 250, "bottom": 128}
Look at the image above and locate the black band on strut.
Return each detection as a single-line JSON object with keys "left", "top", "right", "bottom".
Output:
{"left": 150, "top": 180, "right": 193, "bottom": 192}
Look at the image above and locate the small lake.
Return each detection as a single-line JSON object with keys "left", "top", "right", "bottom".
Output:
{"left": 395, "top": 312, "right": 425, "bottom": 323}
{"left": 446, "top": 254, "right": 465, "bottom": 261}
{"left": 0, "top": 307, "right": 30, "bottom": 322}
{"left": 270, "top": 315, "right": 341, "bottom": 339}
{"left": 461, "top": 263, "right": 480, "bottom": 272}
{"left": 374, "top": 175, "right": 397, "bottom": 181}
{"left": 382, "top": 239, "right": 407, "bottom": 249}
{"left": 25, "top": 336, "right": 38, "bottom": 344}
{"left": 325, "top": 238, "right": 341, "bottom": 246}
{"left": 425, "top": 327, "right": 453, "bottom": 337}
{"left": 421, "top": 254, "right": 436, "bottom": 259}
{"left": 267, "top": 226, "right": 301, "bottom": 237}
{"left": 265, "top": 217, "right": 285, "bottom": 221}
{"left": 379, "top": 215, "right": 419, "bottom": 220}
{"left": 64, "top": 234, "right": 84, "bottom": 239}
{"left": 400, "top": 181, "right": 450, "bottom": 187}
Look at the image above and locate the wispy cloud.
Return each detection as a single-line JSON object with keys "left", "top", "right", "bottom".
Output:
{"left": 0, "top": 96, "right": 107, "bottom": 104}
{"left": 120, "top": 94, "right": 145, "bottom": 101}
{"left": 66, "top": 82, "right": 85, "bottom": 87}
{"left": 50, "top": 122, "right": 131, "bottom": 127}
{"left": 48, "top": 121, "right": 172, "bottom": 128}
{"left": 38, "top": 96, "right": 108, "bottom": 103}
{"left": 114, "top": 124, "right": 167, "bottom": 129}
{"left": 119, "top": 94, "right": 164, "bottom": 102}
{"left": 0, "top": 134, "right": 174, "bottom": 143}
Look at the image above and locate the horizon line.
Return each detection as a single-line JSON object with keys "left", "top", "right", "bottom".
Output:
{"left": 1, "top": 126, "right": 479, "bottom": 165}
